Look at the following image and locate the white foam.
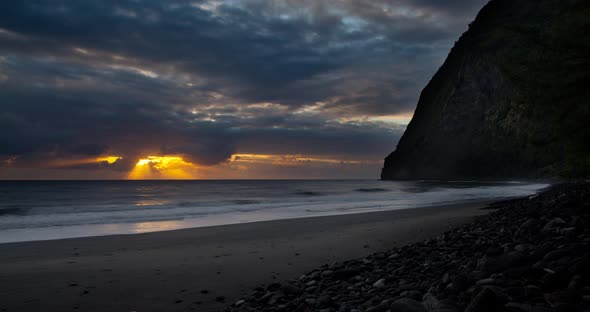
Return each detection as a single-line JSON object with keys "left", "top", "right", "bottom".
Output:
{"left": 0, "top": 182, "right": 549, "bottom": 243}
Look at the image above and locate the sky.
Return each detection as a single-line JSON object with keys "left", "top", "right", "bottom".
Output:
{"left": 0, "top": 0, "right": 487, "bottom": 179}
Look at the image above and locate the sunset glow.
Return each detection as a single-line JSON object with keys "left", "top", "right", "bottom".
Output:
{"left": 229, "top": 154, "right": 380, "bottom": 166}
{"left": 128, "top": 156, "right": 197, "bottom": 180}
{"left": 0, "top": 0, "right": 488, "bottom": 180}
{"left": 122, "top": 153, "right": 382, "bottom": 179}
{"left": 134, "top": 156, "right": 191, "bottom": 169}
{"left": 46, "top": 156, "right": 123, "bottom": 168}
{"left": 96, "top": 156, "right": 122, "bottom": 164}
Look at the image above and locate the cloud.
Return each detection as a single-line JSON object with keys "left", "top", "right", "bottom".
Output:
{"left": 0, "top": 0, "right": 487, "bottom": 178}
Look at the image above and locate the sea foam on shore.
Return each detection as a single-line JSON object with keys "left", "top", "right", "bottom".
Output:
{"left": 0, "top": 180, "right": 547, "bottom": 243}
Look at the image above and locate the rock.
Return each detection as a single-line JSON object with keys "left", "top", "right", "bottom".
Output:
{"left": 464, "top": 288, "right": 506, "bottom": 312}
{"left": 542, "top": 218, "right": 567, "bottom": 232}
{"left": 530, "top": 307, "right": 553, "bottom": 312}
{"left": 317, "top": 295, "right": 333, "bottom": 307}
{"left": 441, "top": 273, "right": 450, "bottom": 284}
{"left": 373, "top": 278, "right": 386, "bottom": 289}
{"left": 400, "top": 290, "right": 423, "bottom": 300}
{"left": 505, "top": 302, "right": 531, "bottom": 311}
{"left": 304, "top": 298, "right": 316, "bottom": 305}
{"left": 559, "top": 227, "right": 576, "bottom": 236}
{"left": 543, "top": 249, "right": 569, "bottom": 261}
{"left": 450, "top": 273, "right": 471, "bottom": 292}
{"left": 505, "top": 286, "right": 526, "bottom": 299}
{"left": 479, "top": 251, "right": 526, "bottom": 273}
{"left": 477, "top": 255, "right": 498, "bottom": 273}
{"left": 520, "top": 219, "right": 538, "bottom": 232}
{"left": 259, "top": 291, "right": 274, "bottom": 302}
{"left": 366, "top": 302, "right": 389, "bottom": 312}
{"left": 422, "top": 293, "right": 458, "bottom": 312}
{"left": 332, "top": 267, "right": 362, "bottom": 280}
{"left": 389, "top": 298, "right": 426, "bottom": 312}
{"left": 486, "top": 246, "right": 503, "bottom": 256}
{"left": 282, "top": 283, "right": 302, "bottom": 295}
{"left": 525, "top": 285, "right": 543, "bottom": 297}
{"left": 308, "top": 271, "right": 321, "bottom": 280}
{"left": 305, "top": 286, "right": 317, "bottom": 293}
{"left": 568, "top": 275, "right": 582, "bottom": 290}
{"left": 268, "top": 295, "right": 282, "bottom": 305}
{"left": 514, "top": 244, "right": 534, "bottom": 252}
{"left": 475, "top": 278, "right": 496, "bottom": 286}
{"left": 294, "top": 303, "right": 311, "bottom": 312}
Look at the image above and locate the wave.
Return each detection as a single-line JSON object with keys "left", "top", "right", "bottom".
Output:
{"left": 0, "top": 207, "right": 28, "bottom": 216}
{"left": 232, "top": 199, "right": 261, "bottom": 205}
{"left": 293, "top": 190, "right": 322, "bottom": 196}
{"left": 0, "top": 181, "right": 550, "bottom": 242}
{"left": 355, "top": 188, "right": 389, "bottom": 193}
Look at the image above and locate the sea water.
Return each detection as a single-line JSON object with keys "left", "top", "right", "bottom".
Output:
{"left": 0, "top": 180, "right": 548, "bottom": 243}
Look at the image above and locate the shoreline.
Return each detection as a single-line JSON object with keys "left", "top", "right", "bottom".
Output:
{"left": 0, "top": 180, "right": 549, "bottom": 244}
{"left": 0, "top": 200, "right": 493, "bottom": 312}
{"left": 0, "top": 199, "right": 500, "bottom": 245}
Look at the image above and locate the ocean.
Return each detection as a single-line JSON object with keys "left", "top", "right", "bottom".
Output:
{"left": 0, "top": 180, "right": 548, "bottom": 243}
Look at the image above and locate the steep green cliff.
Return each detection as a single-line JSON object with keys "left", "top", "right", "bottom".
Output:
{"left": 381, "top": 0, "right": 590, "bottom": 180}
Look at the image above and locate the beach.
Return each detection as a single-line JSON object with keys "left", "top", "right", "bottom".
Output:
{"left": 0, "top": 201, "right": 491, "bottom": 312}
{"left": 221, "top": 182, "right": 590, "bottom": 312}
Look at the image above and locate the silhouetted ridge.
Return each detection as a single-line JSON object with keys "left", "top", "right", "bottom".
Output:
{"left": 381, "top": 0, "right": 590, "bottom": 180}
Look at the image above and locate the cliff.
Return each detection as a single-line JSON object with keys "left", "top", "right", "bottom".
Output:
{"left": 381, "top": 0, "right": 590, "bottom": 180}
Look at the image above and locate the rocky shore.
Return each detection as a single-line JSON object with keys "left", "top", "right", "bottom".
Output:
{"left": 223, "top": 182, "right": 590, "bottom": 312}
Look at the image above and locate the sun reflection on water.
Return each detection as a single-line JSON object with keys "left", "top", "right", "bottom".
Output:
{"left": 132, "top": 220, "right": 184, "bottom": 233}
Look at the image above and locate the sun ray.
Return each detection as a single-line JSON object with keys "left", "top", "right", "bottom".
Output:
{"left": 127, "top": 156, "right": 197, "bottom": 179}
{"left": 49, "top": 156, "right": 123, "bottom": 168}
{"left": 96, "top": 156, "right": 122, "bottom": 164}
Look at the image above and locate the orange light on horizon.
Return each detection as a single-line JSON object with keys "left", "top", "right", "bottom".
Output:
{"left": 128, "top": 156, "right": 197, "bottom": 179}
{"left": 96, "top": 156, "right": 122, "bottom": 164}
{"left": 47, "top": 155, "right": 122, "bottom": 168}
{"left": 134, "top": 156, "right": 189, "bottom": 168}
{"left": 229, "top": 154, "right": 380, "bottom": 166}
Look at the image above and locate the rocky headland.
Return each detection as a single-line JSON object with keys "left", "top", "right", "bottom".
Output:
{"left": 223, "top": 182, "right": 590, "bottom": 312}
{"left": 381, "top": 0, "right": 590, "bottom": 180}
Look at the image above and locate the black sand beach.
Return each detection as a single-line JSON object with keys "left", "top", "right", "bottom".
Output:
{"left": 0, "top": 202, "right": 490, "bottom": 312}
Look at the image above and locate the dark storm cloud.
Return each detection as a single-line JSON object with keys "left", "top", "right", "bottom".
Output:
{"left": 0, "top": 0, "right": 487, "bottom": 171}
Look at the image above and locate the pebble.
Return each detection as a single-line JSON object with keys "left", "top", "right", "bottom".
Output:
{"left": 475, "top": 278, "right": 496, "bottom": 286}
{"left": 390, "top": 298, "right": 426, "bottom": 312}
{"left": 372, "top": 278, "right": 386, "bottom": 289}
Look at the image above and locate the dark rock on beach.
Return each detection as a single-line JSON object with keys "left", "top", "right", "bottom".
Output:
{"left": 222, "top": 182, "right": 590, "bottom": 312}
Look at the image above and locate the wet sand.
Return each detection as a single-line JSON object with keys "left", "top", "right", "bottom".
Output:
{"left": 0, "top": 202, "right": 493, "bottom": 312}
